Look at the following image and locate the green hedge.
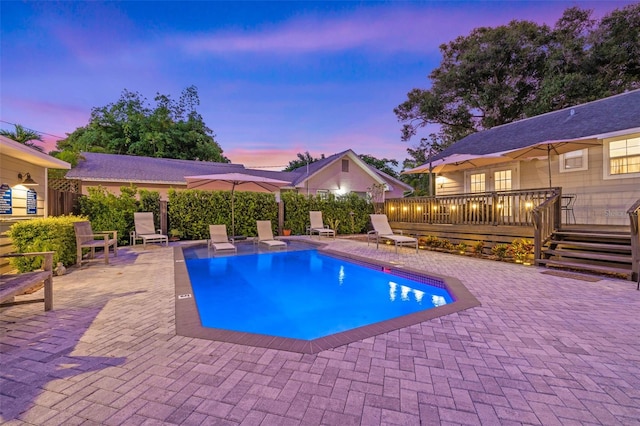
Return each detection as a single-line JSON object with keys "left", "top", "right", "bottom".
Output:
{"left": 168, "top": 189, "right": 278, "bottom": 239}
{"left": 78, "top": 185, "right": 161, "bottom": 245}
{"left": 281, "top": 191, "right": 374, "bottom": 235}
{"left": 8, "top": 215, "right": 88, "bottom": 272}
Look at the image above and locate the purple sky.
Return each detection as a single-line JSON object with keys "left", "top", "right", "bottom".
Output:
{"left": 1, "top": 1, "right": 634, "bottom": 170}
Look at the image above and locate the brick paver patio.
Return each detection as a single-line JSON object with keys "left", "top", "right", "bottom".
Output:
{"left": 1, "top": 239, "right": 639, "bottom": 425}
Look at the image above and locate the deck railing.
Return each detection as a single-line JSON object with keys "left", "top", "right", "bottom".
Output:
{"left": 385, "top": 188, "right": 560, "bottom": 227}
{"left": 627, "top": 198, "right": 640, "bottom": 284}
{"left": 531, "top": 191, "right": 562, "bottom": 260}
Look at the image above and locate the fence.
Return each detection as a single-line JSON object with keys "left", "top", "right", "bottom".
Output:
{"left": 47, "top": 188, "right": 81, "bottom": 217}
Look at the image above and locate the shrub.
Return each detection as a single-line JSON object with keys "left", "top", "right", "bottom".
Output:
{"left": 509, "top": 239, "right": 534, "bottom": 263}
{"left": 472, "top": 240, "right": 484, "bottom": 256}
{"left": 78, "top": 186, "right": 139, "bottom": 245}
{"left": 281, "top": 191, "right": 373, "bottom": 235}
{"left": 8, "top": 215, "right": 87, "bottom": 271}
{"left": 455, "top": 242, "right": 468, "bottom": 254}
{"left": 491, "top": 243, "right": 509, "bottom": 260}
{"left": 169, "top": 189, "right": 278, "bottom": 239}
{"left": 139, "top": 189, "right": 161, "bottom": 228}
{"left": 422, "top": 235, "right": 439, "bottom": 247}
{"left": 441, "top": 240, "right": 455, "bottom": 251}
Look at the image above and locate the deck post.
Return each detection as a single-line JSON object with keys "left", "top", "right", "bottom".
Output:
{"left": 554, "top": 188, "right": 563, "bottom": 229}
{"left": 532, "top": 209, "right": 542, "bottom": 260}
{"left": 627, "top": 199, "right": 640, "bottom": 284}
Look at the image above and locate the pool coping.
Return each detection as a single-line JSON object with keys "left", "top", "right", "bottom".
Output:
{"left": 173, "top": 241, "right": 481, "bottom": 354}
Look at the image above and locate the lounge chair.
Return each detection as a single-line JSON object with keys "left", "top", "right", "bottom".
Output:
{"left": 208, "top": 224, "right": 237, "bottom": 253}
{"left": 256, "top": 220, "right": 287, "bottom": 249}
{"left": 133, "top": 212, "right": 168, "bottom": 247}
{"left": 368, "top": 214, "right": 418, "bottom": 253}
{"left": 308, "top": 211, "right": 336, "bottom": 239}
{"left": 74, "top": 221, "right": 118, "bottom": 265}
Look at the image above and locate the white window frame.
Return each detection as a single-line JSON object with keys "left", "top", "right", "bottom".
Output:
{"left": 464, "top": 165, "right": 519, "bottom": 193}
{"left": 603, "top": 135, "right": 640, "bottom": 180}
{"left": 493, "top": 169, "right": 512, "bottom": 191}
{"left": 468, "top": 173, "right": 486, "bottom": 193}
{"left": 559, "top": 149, "right": 588, "bottom": 173}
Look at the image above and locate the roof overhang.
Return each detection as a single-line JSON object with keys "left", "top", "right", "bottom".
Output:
{"left": 66, "top": 177, "right": 187, "bottom": 185}
{"left": 0, "top": 135, "right": 70, "bottom": 169}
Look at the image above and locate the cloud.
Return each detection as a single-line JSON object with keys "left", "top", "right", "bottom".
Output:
{"left": 174, "top": 3, "right": 611, "bottom": 57}
{"left": 225, "top": 147, "right": 304, "bottom": 171}
{"left": 177, "top": 8, "right": 460, "bottom": 56}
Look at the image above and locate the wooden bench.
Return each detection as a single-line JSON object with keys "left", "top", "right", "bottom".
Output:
{"left": 74, "top": 221, "right": 118, "bottom": 265}
{"left": 0, "top": 251, "right": 54, "bottom": 311}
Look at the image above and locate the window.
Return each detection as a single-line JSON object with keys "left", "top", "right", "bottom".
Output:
{"left": 559, "top": 149, "right": 588, "bottom": 173}
{"left": 493, "top": 170, "right": 512, "bottom": 191}
{"left": 609, "top": 137, "right": 640, "bottom": 175}
{"left": 316, "top": 190, "right": 329, "bottom": 200}
{"left": 342, "top": 159, "right": 349, "bottom": 172}
{"left": 469, "top": 173, "right": 485, "bottom": 193}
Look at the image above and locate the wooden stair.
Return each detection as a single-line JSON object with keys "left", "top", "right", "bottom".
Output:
{"left": 538, "top": 228, "right": 634, "bottom": 280}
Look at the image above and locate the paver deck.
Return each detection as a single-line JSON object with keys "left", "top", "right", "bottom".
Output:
{"left": 1, "top": 238, "right": 639, "bottom": 425}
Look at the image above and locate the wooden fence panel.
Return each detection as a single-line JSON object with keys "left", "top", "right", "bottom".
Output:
{"left": 47, "top": 189, "right": 80, "bottom": 217}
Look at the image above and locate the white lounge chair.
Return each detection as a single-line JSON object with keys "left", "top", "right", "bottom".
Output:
{"left": 133, "top": 212, "right": 168, "bottom": 247}
{"left": 256, "top": 220, "right": 287, "bottom": 249}
{"left": 368, "top": 214, "right": 418, "bottom": 253}
{"left": 308, "top": 211, "right": 335, "bottom": 239}
{"left": 208, "top": 224, "right": 237, "bottom": 253}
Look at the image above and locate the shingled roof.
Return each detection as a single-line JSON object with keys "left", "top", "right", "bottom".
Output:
{"left": 434, "top": 89, "right": 640, "bottom": 160}
{"left": 66, "top": 152, "right": 248, "bottom": 184}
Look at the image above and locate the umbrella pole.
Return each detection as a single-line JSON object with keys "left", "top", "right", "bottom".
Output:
{"left": 231, "top": 185, "right": 235, "bottom": 237}
{"left": 547, "top": 146, "right": 552, "bottom": 188}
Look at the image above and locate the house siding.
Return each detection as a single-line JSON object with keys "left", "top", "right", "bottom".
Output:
{"left": 302, "top": 159, "right": 379, "bottom": 196}
{"left": 0, "top": 155, "right": 48, "bottom": 271}
{"left": 0, "top": 155, "right": 47, "bottom": 218}
{"left": 435, "top": 144, "right": 640, "bottom": 225}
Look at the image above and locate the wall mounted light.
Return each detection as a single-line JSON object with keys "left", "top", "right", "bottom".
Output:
{"left": 18, "top": 172, "right": 39, "bottom": 186}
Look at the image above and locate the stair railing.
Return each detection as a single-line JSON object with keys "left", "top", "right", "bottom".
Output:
{"left": 531, "top": 189, "right": 562, "bottom": 260}
{"left": 627, "top": 198, "right": 640, "bottom": 284}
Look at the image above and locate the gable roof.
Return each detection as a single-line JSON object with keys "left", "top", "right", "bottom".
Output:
{"left": 289, "top": 149, "right": 387, "bottom": 187}
{"left": 434, "top": 89, "right": 640, "bottom": 160}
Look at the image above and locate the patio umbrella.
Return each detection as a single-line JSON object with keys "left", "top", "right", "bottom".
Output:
{"left": 403, "top": 153, "right": 511, "bottom": 174}
{"left": 184, "top": 172, "right": 290, "bottom": 236}
{"left": 499, "top": 137, "right": 601, "bottom": 187}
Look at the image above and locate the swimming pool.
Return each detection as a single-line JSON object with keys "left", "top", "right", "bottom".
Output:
{"left": 185, "top": 249, "right": 453, "bottom": 340}
{"left": 174, "top": 242, "right": 480, "bottom": 353}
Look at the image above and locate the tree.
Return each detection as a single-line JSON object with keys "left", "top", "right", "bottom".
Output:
{"left": 55, "top": 86, "right": 229, "bottom": 162}
{"left": 395, "top": 20, "right": 550, "bottom": 144}
{"left": 400, "top": 134, "right": 443, "bottom": 196}
{"left": 0, "top": 124, "right": 44, "bottom": 152}
{"left": 589, "top": 3, "right": 640, "bottom": 94}
{"left": 532, "top": 7, "right": 598, "bottom": 114}
{"left": 283, "top": 151, "right": 325, "bottom": 172}
{"left": 395, "top": 4, "right": 640, "bottom": 147}
{"left": 358, "top": 154, "right": 399, "bottom": 178}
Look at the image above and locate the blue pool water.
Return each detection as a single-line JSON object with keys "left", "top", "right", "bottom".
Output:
{"left": 184, "top": 249, "right": 453, "bottom": 340}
